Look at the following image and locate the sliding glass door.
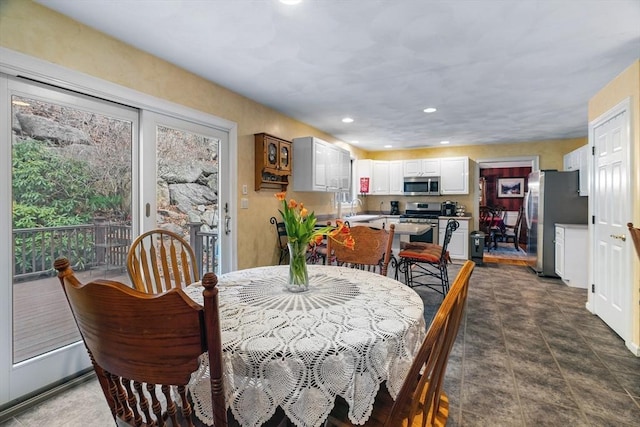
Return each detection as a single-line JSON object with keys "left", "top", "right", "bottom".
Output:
{"left": 141, "top": 111, "right": 229, "bottom": 276}
{"left": 1, "top": 52, "right": 236, "bottom": 407}
{"left": 1, "top": 75, "right": 138, "bottom": 404}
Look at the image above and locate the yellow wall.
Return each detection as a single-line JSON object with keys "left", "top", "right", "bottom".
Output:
{"left": 588, "top": 60, "right": 640, "bottom": 350}
{"left": 0, "top": 0, "right": 585, "bottom": 269}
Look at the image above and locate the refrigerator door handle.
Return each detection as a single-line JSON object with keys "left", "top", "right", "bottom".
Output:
{"left": 524, "top": 191, "right": 531, "bottom": 229}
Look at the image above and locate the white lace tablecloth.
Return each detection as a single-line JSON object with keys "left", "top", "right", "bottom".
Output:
{"left": 185, "top": 265, "right": 426, "bottom": 427}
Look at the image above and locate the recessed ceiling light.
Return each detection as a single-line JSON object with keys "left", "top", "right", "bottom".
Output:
{"left": 279, "top": 0, "right": 302, "bottom": 5}
{"left": 351, "top": 140, "right": 359, "bottom": 144}
{"left": 423, "top": 107, "right": 437, "bottom": 113}
{"left": 440, "top": 140, "right": 450, "bottom": 145}
{"left": 384, "top": 145, "right": 392, "bottom": 148}
{"left": 342, "top": 117, "right": 354, "bottom": 123}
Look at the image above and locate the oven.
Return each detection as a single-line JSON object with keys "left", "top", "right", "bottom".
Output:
{"left": 399, "top": 202, "right": 441, "bottom": 245}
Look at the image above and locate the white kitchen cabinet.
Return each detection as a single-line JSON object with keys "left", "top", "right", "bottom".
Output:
{"left": 563, "top": 150, "right": 578, "bottom": 171}
{"left": 325, "top": 143, "right": 341, "bottom": 191}
{"left": 554, "top": 224, "right": 588, "bottom": 288}
{"left": 292, "top": 136, "right": 349, "bottom": 192}
{"left": 356, "top": 159, "right": 373, "bottom": 194}
{"left": 555, "top": 227, "right": 565, "bottom": 278}
{"left": 563, "top": 145, "right": 589, "bottom": 196}
{"left": 403, "top": 159, "right": 440, "bottom": 177}
{"left": 371, "top": 161, "right": 390, "bottom": 194}
{"left": 389, "top": 160, "right": 404, "bottom": 194}
{"left": 440, "top": 157, "right": 469, "bottom": 195}
{"left": 438, "top": 217, "right": 469, "bottom": 260}
{"left": 337, "top": 148, "right": 351, "bottom": 191}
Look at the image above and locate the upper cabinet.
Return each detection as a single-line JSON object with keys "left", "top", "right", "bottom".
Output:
{"left": 403, "top": 159, "right": 440, "bottom": 177}
{"left": 389, "top": 160, "right": 404, "bottom": 195}
{"left": 254, "top": 133, "right": 292, "bottom": 190}
{"left": 371, "top": 161, "right": 390, "bottom": 194}
{"left": 356, "top": 159, "right": 372, "bottom": 194}
{"left": 440, "top": 157, "right": 469, "bottom": 195}
{"left": 356, "top": 159, "right": 403, "bottom": 195}
{"left": 563, "top": 145, "right": 589, "bottom": 196}
{"left": 292, "top": 136, "right": 350, "bottom": 192}
{"left": 357, "top": 156, "right": 469, "bottom": 195}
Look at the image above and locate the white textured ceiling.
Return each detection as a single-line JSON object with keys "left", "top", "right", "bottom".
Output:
{"left": 37, "top": 0, "right": 640, "bottom": 151}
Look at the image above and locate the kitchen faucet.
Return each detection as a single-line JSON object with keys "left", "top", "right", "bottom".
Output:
{"left": 350, "top": 198, "right": 363, "bottom": 216}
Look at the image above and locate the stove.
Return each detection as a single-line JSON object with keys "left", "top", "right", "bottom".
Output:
{"left": 400, "top": 202, "right": 442, "bottom": 223}
{"left": 400, "top": 202, "right": 441, "bottom": 244}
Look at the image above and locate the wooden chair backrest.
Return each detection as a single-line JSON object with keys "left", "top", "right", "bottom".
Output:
{"left": 478, "top": 205, "right": 493, "bottom": 223}
{"left": 327, "top": 224, "right": 395, "bottom": 276}
{"left": 492, "top": 205, "right": 506, "bottom": 220}
{"left": 55, "top": 258, "right": 226, "bottom": 427}
{"left": 127, "top": 229, "right": 199, "bottom": 293}
{"left": 386, "top": 260, "right": 475, "bottom": 426}
{"left": 628, "top": 223, "right": 640, "bottom": 260}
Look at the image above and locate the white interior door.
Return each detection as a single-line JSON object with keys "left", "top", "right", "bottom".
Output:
{"left": 593, "top": 105, "right": 631, "bottom": 340}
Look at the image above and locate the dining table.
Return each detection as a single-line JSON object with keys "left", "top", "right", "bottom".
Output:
{"left": 184, "top": 264, "right": 426, "bottom": 427}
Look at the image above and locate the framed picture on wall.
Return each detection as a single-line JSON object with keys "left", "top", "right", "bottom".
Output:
{"left": 497, "top": 177, "right": 525, "bottom": 198}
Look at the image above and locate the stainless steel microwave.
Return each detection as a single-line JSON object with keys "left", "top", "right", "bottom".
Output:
{"left": 403, "top": 176, "right": 440, "bottom": 196}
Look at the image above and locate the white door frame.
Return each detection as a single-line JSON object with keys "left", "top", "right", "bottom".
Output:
{"left": 474, "top": 156, "right": 539, "bottom": 231}
{"left": 0, "top": 47, "right": 238, "bottom": 405}
{"left": 586, "top": 97, "right": 637, "bottom": 355}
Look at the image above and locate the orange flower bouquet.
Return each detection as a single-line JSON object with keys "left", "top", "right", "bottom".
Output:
{"left": 275, "top": 192, "right": 354, "bottom": 289}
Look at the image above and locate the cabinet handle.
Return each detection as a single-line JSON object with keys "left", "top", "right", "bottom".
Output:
{"left": 610, "top": 234, "right": 626, "bottom": 241}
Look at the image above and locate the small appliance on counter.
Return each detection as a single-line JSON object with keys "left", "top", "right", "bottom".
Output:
{"left": 441, "top": 201, "right": 457, "bottom": 216}
{"left": 390, "top": 201, "right": 400, "bottom": 215}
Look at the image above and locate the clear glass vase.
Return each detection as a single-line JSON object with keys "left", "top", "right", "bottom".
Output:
{"left": 287, "top": 241, "right": 309, "bottom": 292}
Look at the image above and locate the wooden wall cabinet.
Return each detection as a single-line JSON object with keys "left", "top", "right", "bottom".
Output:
{"left": 255, "top": 133, "right": 292, "bottom": 190}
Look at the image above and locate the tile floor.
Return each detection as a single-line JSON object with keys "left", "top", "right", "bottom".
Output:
{"left": 2, "top": 262, "right": 639, "bottom": 426}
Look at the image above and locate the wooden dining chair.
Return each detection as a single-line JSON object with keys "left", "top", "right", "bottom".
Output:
{"left": 327, "top": 260, "right": 475, "bottom": 427}
{"left": 502, "top": 206, "right": 524, "bottom": 250}
{"left": 327, "top": 224, "right": 395, "bottom": 276}
{"left": 397, "top": 219, "right": 459, "bottom": 295}
{"left": 127, "top": 229, "right": 199, "bottom": 293}
{"left": 54, "top": 257, "right": 227, "bottom": 427}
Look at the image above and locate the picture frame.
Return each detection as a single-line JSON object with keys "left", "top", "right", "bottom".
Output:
{"left": 497, "top": 177, "right": 525, "bottom": 198}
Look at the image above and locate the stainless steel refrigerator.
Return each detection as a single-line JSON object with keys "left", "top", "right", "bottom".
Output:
{"left": 524, "top": 170, "right": 588, "bottom": 276}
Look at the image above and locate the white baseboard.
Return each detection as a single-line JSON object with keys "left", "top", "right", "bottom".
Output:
{"left": 625, "top": 340, "right": 640, "bottom": 357}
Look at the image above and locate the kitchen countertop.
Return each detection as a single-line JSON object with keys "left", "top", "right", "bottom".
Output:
{"left": 438, "top": 215, "right": 472, "bottom": 220}
{"left": 392, "top": 223, "right": 431, "bottom": 235}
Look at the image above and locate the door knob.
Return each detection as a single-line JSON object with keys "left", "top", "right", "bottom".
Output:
{"left": 610, "top": 234, "right": 626, "bottom": 241}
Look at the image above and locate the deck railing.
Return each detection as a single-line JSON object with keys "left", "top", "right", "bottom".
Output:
{"left": 189, "top": 223, "right": 218, "bottom": 277}
{"left": 13, "top": 222, "right": 217, "bottom": 282}
{"left": 12, "top": 223, "right": 131, "bottom": 281}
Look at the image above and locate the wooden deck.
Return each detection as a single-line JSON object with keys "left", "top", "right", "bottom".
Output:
{"left": 12, "top": 268, "right": 131, "bottom": 363}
